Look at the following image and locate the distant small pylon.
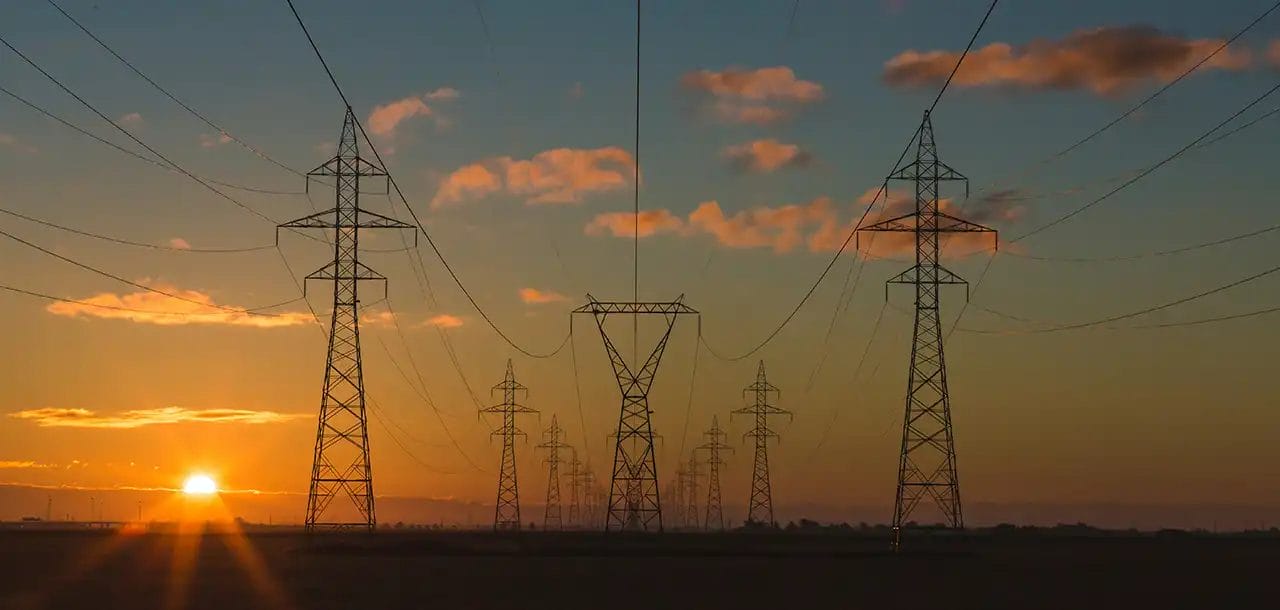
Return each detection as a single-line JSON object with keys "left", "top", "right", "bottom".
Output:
{"left": 566, "top": 451, "right": 583, "bottom": 528}
{"left": 697, "top": 416, "right": 733, "bottom": 531}
{"left": 536, "top": 415, "right": 570, "bottom": 531}
{"left": 679, "top": 455, "right": 701, "bottom": 530}
{"left": 732, "top": 361, "right": 792, "bottom": 527}
{"left": 480, "top": 359, "right": 537, "bottom": 531}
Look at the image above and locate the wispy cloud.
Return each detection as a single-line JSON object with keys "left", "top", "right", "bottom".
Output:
{"left": 9, "top": 407, "right": 310, "bottom": 429}
{"left": 117, "top": 112, "right": 143, "bottom": 127}
{"left": 45, "top": 285, "right": 313, "bottom": 328}
{"left": 432, "top": 147, "right": 636, "bottom": 207}
{"left": 368, "top": 87, "right": 460, "bottom": 137}
{"left": 584, "top": 209, "right": 686, "bottom": 238}
{"left": 0, "top": 133, "right": 36, "bottom": 154}
{"left": 519, "top": 288, "right": 568, "bottom": 304}
{"left": 884, "top": 26, "right": 1252, "bottom": 96}
{"left": 199, "top": 132, "right": 232, "bottom": 148}
{"left": 0, "top": 460, "right": 55, "bottom": 469}
{"left": 723, "top": 139, "right": 814, "bottom": 173}
{"left": 681, "top": 66, "right": 824, "bottom": 125}
{"left": 425, "top": 314, "right": 464, "bottom": 329}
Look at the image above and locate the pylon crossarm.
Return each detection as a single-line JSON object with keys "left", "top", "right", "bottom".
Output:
{"left": 308, "top": 155, "right": 387, "bottom": 178}
{"left": 935, "top": 211, "right": 996, "bottom": 234}
{"left": 859, "top": 211, "right": 918, "bottom": 233}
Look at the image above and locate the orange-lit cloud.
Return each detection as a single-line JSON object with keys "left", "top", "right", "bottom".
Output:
{"left": 425, "top": 314, "right": 464, "bottom": 329}
{"left": 432, "top": 147, "right": 636, "bottom": 207}
{"left": 167, "top": 238, "right": 191, "bottom": 250}
{"left": 0, "top": 133, "right": 36, "bottom": 154}
{"left": 519, "top": 288, "right": 568, "bottom": 304}
{"left": 45, "top": 286, "right": 314, "bottom": 328}
{"left": 723, "top": 139, "right": 814, "bottom": 173}
{"left": 368, "top": 88, "right": 459, "bottom": 137}
{"left": 681, "top": 66, "right": 824, "bottom": 124}
{"left": 584, "top": 209, "right": 685, "bottom": 238}
{"left": 9, "top": 407, "right": 309, "bottom": 429}
{"left": 199, "top": 132, "right": 232, "bottom": 148}
{"left": 117, "top": 112, "right": 143, "bottom": 127}
{"left": 1268, "top": 40, "right": 1280, "bottom": 67}
{"left": 884, "top": 26, "right": 1252, "bottom": 96}
{"left": 587, "top": 189, "right": 1017, "bottom": 257}
{"left": 0, "top": 460, "right": 54, "bottom": 469}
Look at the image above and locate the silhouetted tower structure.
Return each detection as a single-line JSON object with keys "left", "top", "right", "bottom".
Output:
{"left": 282, "top": 107, "right": 414, "bottom": 532}
{"left": 537, "top": 415, "right": 569, "bottom": 530}
{"left": 697, "top": 416, "right": 733, "bottom": 531}
{"left": 679, "top": 455, "right": 701, "bottom": 529}
{"left": 732, "top": 361, "right": 791, "bottom": 527}
{"left": 858, "top": 110, "right": 996, "bottom": 549}
{"left": 566, "top": 452, "right": 583, "bottom": 527}
{"left": 480, "top": 360, "right": 537, "bottom": 530}
{"left": 574, "top": 296, "right": 697, "bottom": 532}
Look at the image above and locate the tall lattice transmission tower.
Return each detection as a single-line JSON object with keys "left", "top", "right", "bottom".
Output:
{"left": 858, "top": 110, "right": 996, "bottom": 549}
{"left": 574, "top": 296, "right": 698, "bottom": 532}
{"left": 697, "top": 416, "right": 732, "bottom": 531}
{"left": 678, "top": 455, "right": 700, "bottom": 530}
{"left": 480, "top": 359, "right": 537, "bottom": 531}
{"left": 281, "top": 107, "right": 414, "bottom": 532}
{"left": 537, "top": 415, "right": 569, "bottom": 531}
{"left": 566, "top": 451, "right": 583, "bottom": 528}
{"left": 732, "top": 361, "right": 791, "bottom": 527}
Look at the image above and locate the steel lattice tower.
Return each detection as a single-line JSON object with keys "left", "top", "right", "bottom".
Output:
{"left": 697, "top": 416, "right": 732, "bottom": 531}
{"left": 282, "top": 107, "right": 414, "bottom": 532}
{"left": 480, "top": 359, "right": 537, "bottom": 531}
{"left": 574, "top": 296, "right": 698, "bottom": 532}
{"left": 566, "top": 451, "right": 583, "bottom": 528}
{"left": 679, "top": 455, "right": 700, "bottom": 530}
{"left": 732, "top": 361, "right": 791, "bottom": 527}
{"left": 537, "top": 415, "right": 569, "bottom": 530}
{"left": 859, "top": 110, "right": 996, "bottom": 549}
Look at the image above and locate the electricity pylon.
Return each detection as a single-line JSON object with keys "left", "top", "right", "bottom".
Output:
{"left": 858, "top": 110, "right": 996, "bottom": 550}
{"left": 679, "top": 455, "right": 701, "bottom": 530}
{"left": 480, "top": 359, "right": 537, "bottom": 531}
{"left": 537, "top": 415, "right": 569, "bottom": 531}
{"left": 566, "top": 451, "right": 583, "bottom": 528}
{"left": 573, "top": 295, "right": 698, "bottom": 532}
{"left": 732, "top": 361, "right": 791, "bottom": 527}
{"left": 282, "top": 107, "right": 414, "bottom": 532}
{"left": 697, "top": 416, "right": 733, "bottom": 531}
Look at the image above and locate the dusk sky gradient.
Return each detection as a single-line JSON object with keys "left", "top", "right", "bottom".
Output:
{"left": 0, "top": 0, "right": 1278, "bottom": 527}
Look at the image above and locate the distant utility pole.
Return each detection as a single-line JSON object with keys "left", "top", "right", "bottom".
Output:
{"left": 480, "top": 360, "right": 537, "bottom": 531}
{"left": 697, "top": 416, "right": 733, "bottom": 531}
{"left": 859, "top": 110, "right": 996, "bottom": 550}
{"left": 732, "top": 361, "right": 791, "bottom": 527}
{"left": 282, "top": 107, "right": 415, "bottom": 533}
{"left": 45, "top": 494, "right": 52, "bottom": 522}
{"left": 537, "top": 415, "right": 570, "bottom": 531}
{"left": 679, "top": 455, "right": 701, "bottom": 530}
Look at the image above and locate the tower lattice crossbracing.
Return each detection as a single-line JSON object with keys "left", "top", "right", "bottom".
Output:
{"left": 283, "top": 107, "right": 414, "bottom": 532}
{"left": 732, "top": 361, "right": 791, "bottom": 527}
{"left": 537, "top": 415, "right": 570, "bottom": 530}
{"left": 859, "top": 110, "right": 996, "bottom": 549}
{"left": 697, "top": 416, "right": 732, "bottom": 531}
{"left": 480, "top": 360, "right": 537, "bottom": 531}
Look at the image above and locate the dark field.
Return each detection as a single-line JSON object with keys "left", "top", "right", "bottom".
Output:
{"left": 0, "top": 529, "right": 1275, "bottom": 609}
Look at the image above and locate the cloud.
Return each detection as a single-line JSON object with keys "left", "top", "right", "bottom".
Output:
{"left": 1268, "top": 40, "right": 1280, "bottom": 67}
{"left": 722, "top": 139, "right": 814, "bottom": 173}
{"left": 432, "top": 147, "right": 636, "bottom": 207}
{"left": 426, "top": 314, "right": 464, "bottom": 329}
{"left": 199, "top": 132, "right": 233, "bottom": 148}
{"left": 584, "top": 209, "right": 685, "bottom": 238}
{"left": 681, "top": 66, "right": 825, "bottom": 124}
{"left": 117, "top": 112, "right": 143, "bottom": 126}
{"left": 884, "top": 26, "right": 1252, "bottom": 96}
{"left": 0, "top": 133, "right": 36, "bottom": 154}
{"left": 568, "top": 82, "right": 585, "bottom": 100}
{"left": 167, "top": 237, "right": 191, "bottom": 250}
{"left": 586, "top": 190, "right": 1020, "bottom": 257}
{"left": 45, "top": 286, "right": 314, "bottom": 328}
{"left": 368, "top": 88, "right": 459, "bottom": 137}
{"left": 0, "top": 460, "right": 54, "bottom": 469}
{"left": 360, "top": 311, "right": 396, "bottom": 327}
{"left": 519, "top": 288, "right": 568, "bottom": 304}
{"left": 9, "top": 407, "right": 310, "bottom": 429}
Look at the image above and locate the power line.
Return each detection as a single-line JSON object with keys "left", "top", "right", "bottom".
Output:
{"left": 1013, "top": 79, "right": 1280, "bottom": 243}
{"left": 0, "top": 208, "right": 274, "bottom": 254}
{"left": 281, "top": 0, "right": 567, "bottom": 359}
{"left": 1004, "top": 221, "right": 1280, "bottom": 263}
{"left": 0, "top": 84, "right": 304, "bottom": 196}
{"left": 957, "top": 262, "right": 1280, "bottom": 335}
{"left": 0, "top": 226, "right": 297, "bottom": 316}
{"left": 43, "top": 0, "right": 304, "bottom": 178}
{"left": 978, "top": 0, "right": 1280, "bottom": 195}
{"left": 0, "top": 281, "right": 302, "bottom": 318}
{"left": 699, "top": 0, "right": 998, "bottom": 362}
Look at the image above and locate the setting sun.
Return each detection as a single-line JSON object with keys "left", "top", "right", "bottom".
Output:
{"left": 182, "top": 474, "right": 218, "bottom": 496}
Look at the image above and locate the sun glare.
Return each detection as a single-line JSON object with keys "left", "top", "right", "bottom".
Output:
{"left": 182, "top": 474, "right": 218, "bottom": 495}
